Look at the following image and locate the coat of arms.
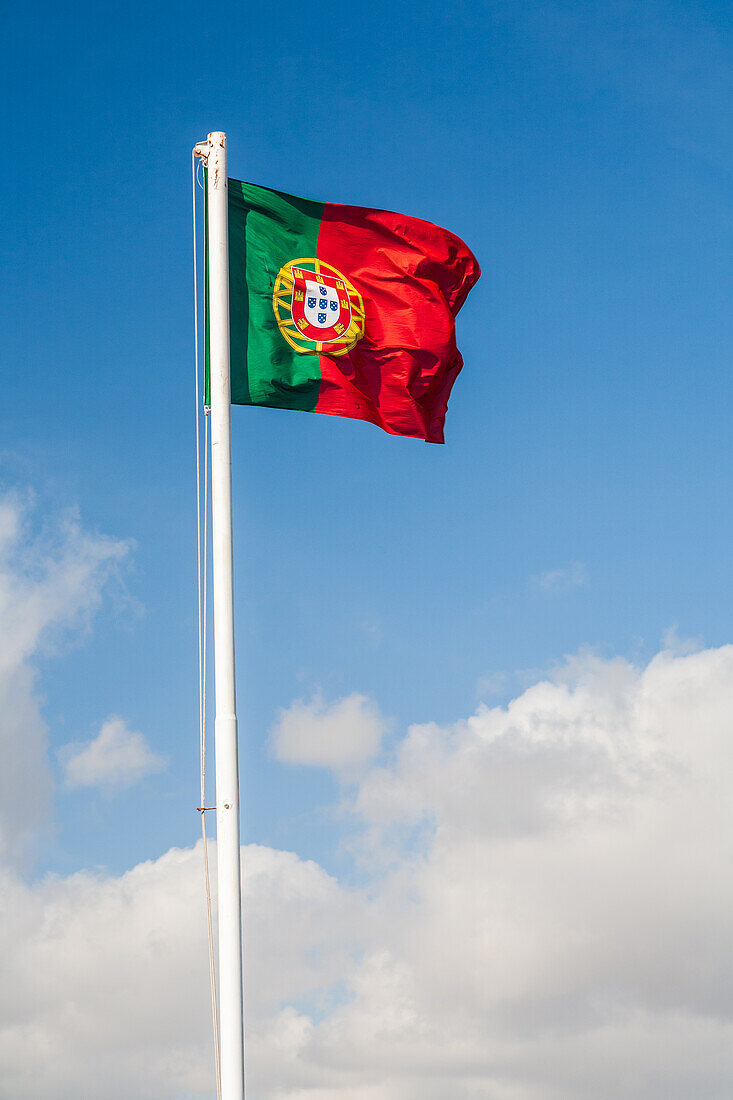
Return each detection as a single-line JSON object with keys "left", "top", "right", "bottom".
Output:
{"left": 272, "top": 259, "right": 365, "bottom": 355}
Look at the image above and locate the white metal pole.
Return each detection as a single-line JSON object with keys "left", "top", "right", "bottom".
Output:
{"left": 198, "top": 129, "right": 245, "bottom": 1100}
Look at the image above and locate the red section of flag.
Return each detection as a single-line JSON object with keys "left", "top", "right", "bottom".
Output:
{"left": 315, "top": 204, "right": 480, "bottom": 443}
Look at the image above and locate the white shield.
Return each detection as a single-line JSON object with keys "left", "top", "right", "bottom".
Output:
{"left": 303, "top": 278, "right": 341, "bottom": 330}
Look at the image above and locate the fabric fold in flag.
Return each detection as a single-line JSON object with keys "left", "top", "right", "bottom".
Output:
{"left": 206, "top": 179, "right": 480, "bottom": 443}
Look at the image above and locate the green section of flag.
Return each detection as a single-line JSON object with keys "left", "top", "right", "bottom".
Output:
{"left": 205, "top": 180, "right": 324, "bottom": 409}
{"left": 229, "top": 180, "right": 324, "bottom": 410}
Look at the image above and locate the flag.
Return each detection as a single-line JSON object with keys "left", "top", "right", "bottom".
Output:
{"left": 206, "top": 179, "right": 480, "bottom": 443}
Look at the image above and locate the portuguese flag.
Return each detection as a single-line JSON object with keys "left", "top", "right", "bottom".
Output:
{"left": 206, "top": 179, "right": 480, "bottom": 443}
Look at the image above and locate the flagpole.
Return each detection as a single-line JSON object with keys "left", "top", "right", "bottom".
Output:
{"left": 196, "top": 129, "right": 245, "bottom": 1100}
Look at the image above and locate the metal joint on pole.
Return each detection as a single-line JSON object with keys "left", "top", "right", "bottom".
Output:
{"left": 199, "top": 128, "right": 245, "bottom": 1100}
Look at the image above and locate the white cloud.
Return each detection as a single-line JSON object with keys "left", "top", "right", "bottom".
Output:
{"left": 6, "top": 643, "right": 733, "bottom": 1097}
{"left": 0, "top": 491, "right": 129, "bottom": 859}
{"left": 530, "top": 560, "right": 588, "bottom": 593}
{"left": 0, "top": 841, "right": 358, "bottom": 1100}
{"left": 330, "top": 645, "right": 733, "bottom": 1099}
{"left": 271, "top": 693, "right": 387, "bottom": 780}
{"left": 263, "top": 644, "right": 733, "bottom": 1097}
{"left": 61, "top": 717, "right": 166, "bottom": 789}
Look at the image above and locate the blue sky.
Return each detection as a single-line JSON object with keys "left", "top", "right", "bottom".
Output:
{"left": 1, "top": 4, "right": 732, "bottom": 1096}
{"left": 3, "top": 0, "right": 731, "bottom": 872}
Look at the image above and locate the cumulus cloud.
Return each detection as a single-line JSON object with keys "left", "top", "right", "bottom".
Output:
{"left": 5, "top": 643, "right": 733, "bottom": 1097}
{"left": 329, "top": 644, "right": 733, "bottom": 1099}
{"left": 271, "top": 693, "right": 387, "bottom": 780}
{"left": 0, "top": 842, "right": 358, "bottom": 1100}
{"left": 61, "top": 717, "right": 166, "bottom": 789}
{"left": 0, "top": 492, "right": 129, "bottom": 858}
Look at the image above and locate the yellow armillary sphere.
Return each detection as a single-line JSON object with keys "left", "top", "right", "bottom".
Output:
{"left": 272, "top": 257, "right": 365, "bottom": 356}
